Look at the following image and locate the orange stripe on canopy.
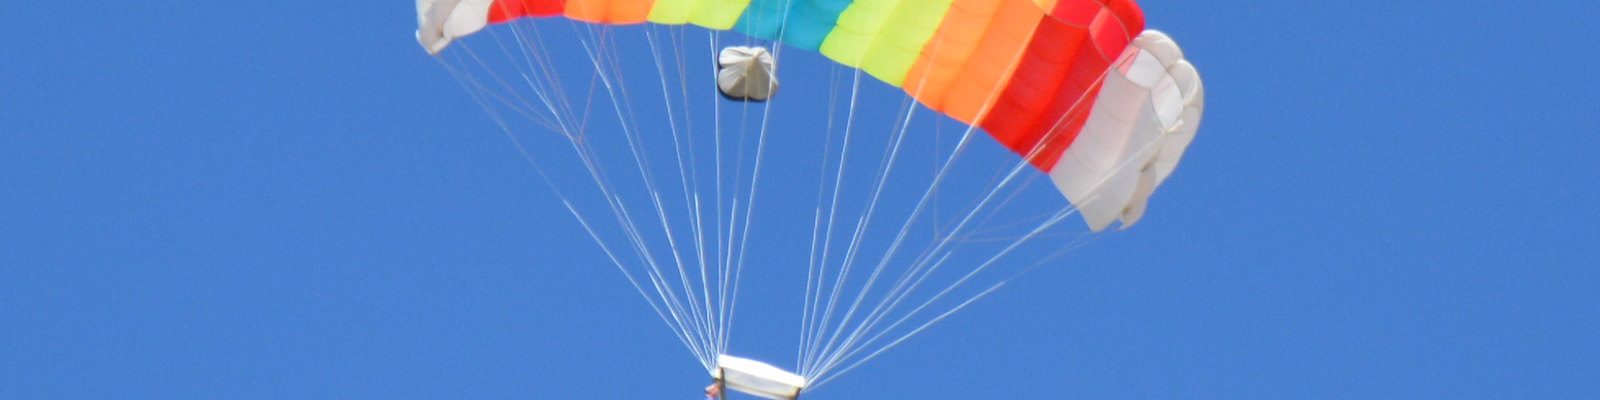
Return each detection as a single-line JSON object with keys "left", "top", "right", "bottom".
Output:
{"left": 929, "top": 0, "right": 1045, "bottom": 125}
{"left": 565, "top": 0, "right": 656, "bottom": 23}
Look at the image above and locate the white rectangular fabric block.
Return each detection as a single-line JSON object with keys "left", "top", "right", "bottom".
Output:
{"left": 712, "top": 354, "right": 806, "bottom": 400}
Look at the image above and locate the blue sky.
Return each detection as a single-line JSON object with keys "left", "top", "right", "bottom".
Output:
{"left": 3, "top": 1, "right": 1598, "bottom": 399}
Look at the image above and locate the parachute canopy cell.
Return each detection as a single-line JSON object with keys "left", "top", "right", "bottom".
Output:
{"left": 415, "top": 0, "right": 1202, "bottom": 231}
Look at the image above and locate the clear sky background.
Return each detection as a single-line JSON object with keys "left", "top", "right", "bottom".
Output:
{"left": 3, "top": 1, "right": 1598, "bottom": 399}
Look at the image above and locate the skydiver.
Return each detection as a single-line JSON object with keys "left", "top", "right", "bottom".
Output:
{"left": 704, "top": 381, "right": 722, "bottom": 399}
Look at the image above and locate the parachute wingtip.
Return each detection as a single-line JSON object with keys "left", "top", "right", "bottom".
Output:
{"left": 417, "top": 31, "right": 447, "bottom": 56}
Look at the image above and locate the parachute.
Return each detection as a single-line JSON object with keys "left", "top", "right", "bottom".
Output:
{"left": 416, "top": 0, "right": 1203, "bottom": 396}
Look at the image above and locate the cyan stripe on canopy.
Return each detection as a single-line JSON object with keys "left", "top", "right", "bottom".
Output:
{"left": 733, "top": 0, "right": 853, "bottom": 50}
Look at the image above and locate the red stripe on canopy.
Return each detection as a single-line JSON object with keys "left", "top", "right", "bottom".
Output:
{"left": 488, "top": 0, "right": 566, "bottom": 23}
{"left": 978, "top": 0, "right": 1143, "bottom": 172}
